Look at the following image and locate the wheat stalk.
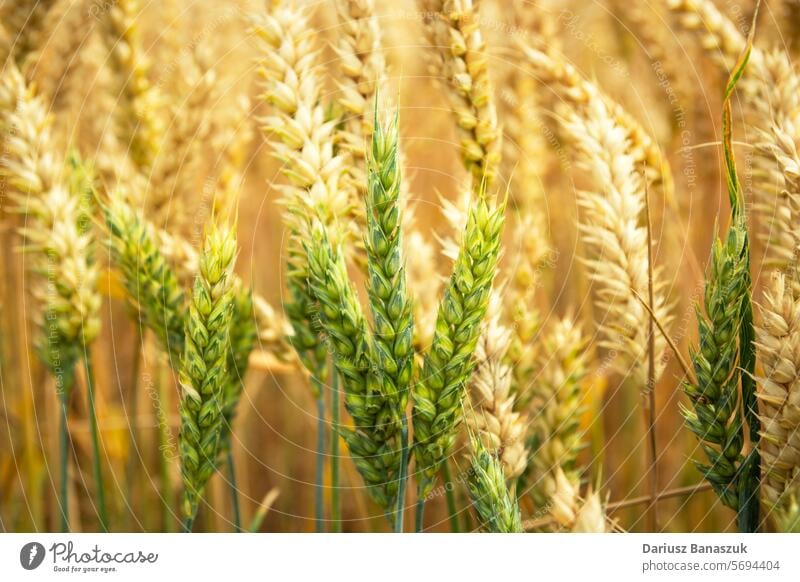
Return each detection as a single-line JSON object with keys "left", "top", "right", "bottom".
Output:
{"left": 179, "top": 222, "right": 238, "bottom": 527}
{"left": 467, "top": 291, "right": 528, "bottom": 480}
{"left": 466, "top": 436, "right": 523, "bottom": 533}
{"left": 755, "top": 273, "right": 800, "bottom": 515}
{"left": 420, "top": 0, "right": 502, "bottom": 185}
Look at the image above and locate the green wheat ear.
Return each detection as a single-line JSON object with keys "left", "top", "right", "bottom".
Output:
{"left": 413, "top": 183, "right": 506, "bottom": 499}
{"left": 179, "top": 222, "right": 238, "bottom": 525}
{"left": 104, "top": 194, "right": 186, "bottom": 365}
{"left": 302, "top": 106, "right": 413, "bottom": 512}
{"left": 682, "top": 23, "right": 760, "bottom": 531}
{"left": 467, "top": 437, "right": 523, "bottom": 533}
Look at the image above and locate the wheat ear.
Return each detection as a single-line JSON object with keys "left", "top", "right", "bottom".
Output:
{"left": 683, "top": 48, "right": 761, "bottom": 526}
{"left": 520, "top": 44, "right": 673, "bottom": 199}
{"left": 103, "top": 194, "right": 186, "bottom": 364}
{"left": 466, "top": 437, "right": 523, "bottom": 533}
{"left": 305, "top": 111, "right": 413, "bottom": 517}
{"left": 335, "top": 0, "right": 385, "bottom": 200}
{"left": 755, "top": 273, "right": 800, "bottom": 517}
{"left": 420, "top": 0, "right": 501, "bottom": 185}
{"left": 562, "top": 96, "right": 672, "bottom": 385}
{"left": 525, "top": 316, "right": 588, "bottom": 505}
{"left": 179, "top": 223, "right": 238, "bottom": 528}
{"left": 100, "top": 0, "right": 163, "bottom": 172}
{"left": 251, "top": 2, "right": 348, "bottom": 386}
{"left": 413, "top": 184, "right": 506, "bottom": 504}
{"left": 468, "top": 291, "right": 528, "bottom": 480}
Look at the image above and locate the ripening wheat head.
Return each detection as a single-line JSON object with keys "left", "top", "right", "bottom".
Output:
{"left": 468, "top": 291, "right": 528, "bottom": 480}
{"left": 334, "top": 0, "right": 385, "bottom": 192}
{"left": 526, "top": 316, "right": 588, "bottom": 506}
{"left": 756, "top": 273, "right": 800, "bottom": 515}
{"left": 1, "top": 64, "right": 100, "bottom": 380}
{"left": 100, "top": 0, "right": 163, "bottom": 172}
{"left": 420, "top": 0, "right": 502, "bottom": 185}
{"left": 520, "top": 44, "right": 673, "bottom": 198}
{"left": 250, "top": 2, "right": 347, "bottom": 385}
{"left": 304, "top": 111, "right": 413, "bottom": 511}
{"left": 563, "top": 97, "right": 671, "bottom": 385}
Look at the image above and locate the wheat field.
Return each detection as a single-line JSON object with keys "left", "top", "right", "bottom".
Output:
{"left": 1, "top": 0, "right": 799, "bottom": 534}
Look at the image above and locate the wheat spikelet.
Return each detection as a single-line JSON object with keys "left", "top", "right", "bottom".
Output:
{"left": 468, "top": 292, "right": 528, "bottom": 480}
{"left": 420, "top": 0, "right": 502, "bottom": 185}
{"left": 413, "top": 185, "right": 506, "bottom": 498}
{"left": 251, "top": 1, "right": 349, "bottom": 387}
{"left": 466, "top": 437, "right": 523, "bottom": 532}
{"left": 755, "top": 273, "right": 800, "bottom": 513}
{"left": 548, "top": 467, "right": 611, "bottom": 532}
{"left": 100, "top": 0, "right": 163, "bottom": 172}
{"left": 179, "top": 222, "right": 238, "bottom": 522}
{"left": 562, "top": 97, "right": 671, "bottom": 385}
{"left": 526, "top": 316, "right": 588, "bottom": 505}
{"left": 775, "top": 489, "right": 800, "bottom": 532}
